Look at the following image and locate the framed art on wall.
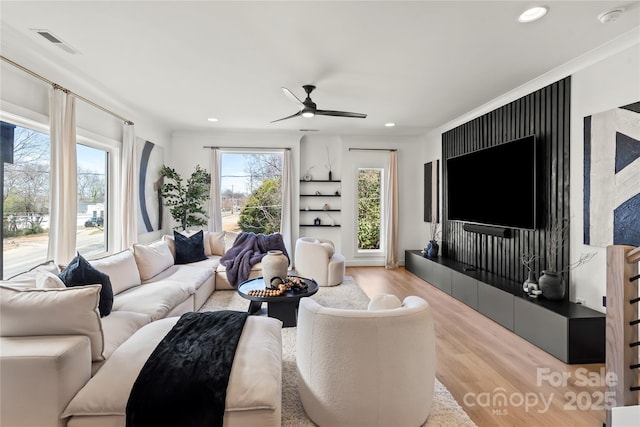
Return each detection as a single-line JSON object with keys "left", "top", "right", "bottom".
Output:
{"left": 424, "top": 160, "right": 439, "bottom": 223}
{"left": 584, "top": 101, "right": 640, "bottom": 247}
{"left": 137, "top": 139, "right": 164, "bottom": 234}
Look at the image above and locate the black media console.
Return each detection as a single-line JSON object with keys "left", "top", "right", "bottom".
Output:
{"left": 405, "top": 250, "right": 605, "bottom": 364}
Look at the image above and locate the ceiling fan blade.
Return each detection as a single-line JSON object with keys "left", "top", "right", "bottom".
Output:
{"left": 270, "top": 110, "right": 303, "bottom": 123}
{"left": 281, "top": 87, "right": 304, "bottom": 106}
{"left": 315, "top": 109, "right": 367, "bottom": 119}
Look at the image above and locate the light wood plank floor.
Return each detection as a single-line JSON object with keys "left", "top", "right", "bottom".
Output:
{"left": 348, "top": 266, "right": 605, "bottom": 427}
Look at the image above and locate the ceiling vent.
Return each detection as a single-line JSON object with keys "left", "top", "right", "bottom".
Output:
{"left": 31, "top": 29, "right": 79, "bottom": 54}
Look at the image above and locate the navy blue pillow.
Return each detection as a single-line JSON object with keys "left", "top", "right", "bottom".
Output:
{"left": 58, "top": 253, "right": 113, "bottom": 317}
{"left": 174, "top": 230, "right": 207, "bottom": 264}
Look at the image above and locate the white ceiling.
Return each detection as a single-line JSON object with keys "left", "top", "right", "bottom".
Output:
{"left": 1, "top": 1, "right": 639, "bottom": 136}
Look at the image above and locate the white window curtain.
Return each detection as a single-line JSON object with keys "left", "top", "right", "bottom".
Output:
{"left": 47, "top": 87, "right": 77, "bottom": 265}
{"left": 208, "top": 148, "right": 222, "bottom": 232}
{"left": 280, "top": 149, "right": 293, "bottom": 259}
{"left": 120, "top": 123, "right": 138, "bottom": 249}
{"left": 385, "top": 150, "right": 399, "bottom": 269}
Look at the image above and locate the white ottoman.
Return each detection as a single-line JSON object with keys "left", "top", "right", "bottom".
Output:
{"left": 63, "top": 316, "right": 283, "bottom": 427}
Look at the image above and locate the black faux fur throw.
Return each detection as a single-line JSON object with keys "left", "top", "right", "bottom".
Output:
{"left": 220, "top": 232, "right": 290, "bottom": 287}
{"left": 126, "top": 311, "right": 249, "bottom": 427}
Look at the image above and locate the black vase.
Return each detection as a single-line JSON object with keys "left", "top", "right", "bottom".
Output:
{"left": 426, "top": 240, "right": 439, "bottom": 258}
{"left": 538, "top": 270, "right": 565, "bottom": 300}
{"left": 328, "top": 170, "right": 332, "bottom": 181}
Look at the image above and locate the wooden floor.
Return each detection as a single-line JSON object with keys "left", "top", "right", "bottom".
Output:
{"left": 348, "top": 266, "right": 605, "bottom": 427}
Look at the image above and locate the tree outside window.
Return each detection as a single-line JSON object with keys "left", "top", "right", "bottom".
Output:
{"left": 221, "top": 153, "right": 282, "bottom": 234}
{"left": 357, "top": 168, "right": 383, "bottom": 251}
{"left": 2, "top": 123, "right": 50, "bottom": 278}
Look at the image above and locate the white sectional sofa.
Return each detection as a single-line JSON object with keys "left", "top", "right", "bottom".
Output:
{"left": 0, "top": 230, "right": 281, "bottom": 427}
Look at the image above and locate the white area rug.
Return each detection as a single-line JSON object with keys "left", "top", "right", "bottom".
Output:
{"left": 200, "top": 277, "right": 476, "bottom": 427}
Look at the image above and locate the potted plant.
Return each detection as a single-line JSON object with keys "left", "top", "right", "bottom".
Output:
{"left": 537, "top": 220, "right": 596, "bottom": 300}
{"left": 520, "top": 252, "right": 539, "bottom": 293}
{"left": 426, "top": 222, "right": 441, "bottom": 258}
{"left": 325, "top": 147, "right": 333, "bottom": 181}
{"left": 159, "top": 164, "right": 211, "bottom": 231}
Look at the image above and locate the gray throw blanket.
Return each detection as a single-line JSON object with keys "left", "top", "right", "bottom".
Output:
{"left": 220, "top": 232, "right": 289, "bottom": 287}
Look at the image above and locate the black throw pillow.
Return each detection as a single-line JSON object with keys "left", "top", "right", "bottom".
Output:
{"left": 59, "top": 253, "right": 114, "bottom": 317}
{"left": 174, "top": 230, "right": 208, "bottom": 264}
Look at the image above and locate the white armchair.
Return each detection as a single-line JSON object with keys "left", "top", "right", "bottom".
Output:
{"left": 296, "top": 294, "right": 436, "bottom": 427}
{"left": 294, "top": 237, "right": 345, "bottom": 287}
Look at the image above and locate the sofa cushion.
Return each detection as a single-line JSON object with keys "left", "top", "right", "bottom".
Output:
{"left": 174, "top": 230, "right": 207, "bottom": 264}
{"left": 100, "top": 311, "right": 151, "bottom": 359}
{"left": 133, "top": 241, "right": 174, "bottom": 281}
{"left": 62, "top": 316, "right": 282, "bottom": 419}
{"left": 35, "top": 271, "right": 66, "bottom": 289}
{"left": 147, "top": 265, "right": 215, "bottom": 294}
{"left": 111, "top": 281, "right": 189, "bottom": 321}
{"left": 183, "top": 256, "right": 221, "bottom": 270}
{"left": 89, "top": 249, "right": 141, "bottom": 295}
{"left": 59, "top": 253, "right": 114, "bottom": 317}
{"left": 0, "top": 284, "right": 105, "bottom": 361}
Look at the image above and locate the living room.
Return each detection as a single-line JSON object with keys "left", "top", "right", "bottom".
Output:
{"left": 1, "top": 1, "right": 639, "bottom": 426}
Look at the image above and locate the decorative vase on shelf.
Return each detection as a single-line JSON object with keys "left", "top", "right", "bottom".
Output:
{"left": 538, "top": 270, "right": 565, "bottom": 300}
{"left": 262, "top": 250, "right": 288, "bottom": 288}
{"left": 426, "top": 240, "right": 439, "bottom": 258}
{"left": 523, "top": 270, "right": 537, "bottom": 293}
{"left": 328, "top": 170, "right": 332, "bottom": 181}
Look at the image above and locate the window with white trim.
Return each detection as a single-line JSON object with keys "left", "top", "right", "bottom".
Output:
{"left": 357, "top": 167, "right": 384, "bottom": 253}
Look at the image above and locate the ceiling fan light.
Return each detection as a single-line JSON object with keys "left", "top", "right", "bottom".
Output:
{"left": 518, "top": 6, "right": 548, "bottom": 23}
{"left": 302, "top": 111, "right": 315, "bottom": 118}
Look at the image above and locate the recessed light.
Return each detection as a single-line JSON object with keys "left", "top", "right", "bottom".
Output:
{"left": 518, "top": 6, "right": 548, "bottom": 23}
{"left": 207, "top": 118, "right": 218, "bottom": 122}
{"left": 384, "top": 122, "right": 396, "bottom": 127}
{"left": 597, "top": 9, "right": 624, "bottom": 24}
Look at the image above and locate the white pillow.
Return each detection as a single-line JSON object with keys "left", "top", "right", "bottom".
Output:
{"left": 133, "top": 240, "right": 174, "bottom": 281}
{"left": 0, "top": 284, "right": 105, "bottom": 361}
{"left": 207, "top": 231, "right": 225, "bottom": 256}
{"left": 35, "top": 271, "right": 65, "bottom": 289}
{"left": 162, "top": 234, "right": 177, "bottom": 260}
{"left": 224, "top": 231, "right": 239, "bottom": 252}
{"left": 319, "top": 242, "right": 335, "bottom": 258}
{"left": 367, "top": 294, "right": 402, "bottom": 311}
{"left": 90, "top": 249, "right": 141, "bottom": 295}
{"left": 7, "top": 260, "right": 60, "bottom": 286}
{"left": 163, "top": 231, "right": 225, "bottom": 257}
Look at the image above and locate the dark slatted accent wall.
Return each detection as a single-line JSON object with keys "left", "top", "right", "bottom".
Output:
{"left": 442, "top": 77, "right": 571, "bottom": 296}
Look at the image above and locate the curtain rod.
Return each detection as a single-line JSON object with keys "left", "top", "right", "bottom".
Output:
{"left": 1, "top": 55, "right": 134, "bottom": 125}
{"left": 203, "top": 146, "right": 290, "bottom": 151}
{"left": 349, "top": 148, "right": 397, "bottom": 152}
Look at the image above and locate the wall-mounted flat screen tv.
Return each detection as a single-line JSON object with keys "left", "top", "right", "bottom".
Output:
{"left": 447, "top": 135, "right": 538, "bottom": 230}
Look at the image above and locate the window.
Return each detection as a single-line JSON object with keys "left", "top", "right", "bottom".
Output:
{"left": 2, "top": 121, "right": 51, "bottom": 279}
{"left": 357, "top": 168, "right": 384, "bottom": 253}
{"left": 76, "top": 143, "right": 108, "bottom": 257}
{"left": 220, "top": 152, "right": 283, "bottom": 234}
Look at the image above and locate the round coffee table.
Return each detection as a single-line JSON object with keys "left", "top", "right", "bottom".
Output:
{"left": 237, "top": 276, "right": 318, "bottom": 327}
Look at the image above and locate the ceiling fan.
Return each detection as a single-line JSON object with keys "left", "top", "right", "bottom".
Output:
{"left": 271, "top": 84, "right": 367, "bottom": 123}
